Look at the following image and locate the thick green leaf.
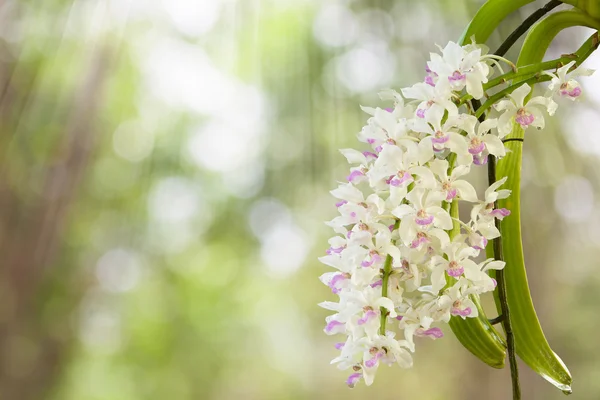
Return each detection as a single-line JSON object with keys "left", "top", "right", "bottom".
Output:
{"left": 459, "top": 0, "right": 536, "bottom": 44}
{"left": 492, "top": 10, "right": 600, "bottom": 394}
{"left": 517, "top": 10, "right": 600, "bottom": 66}
{"left": 561, "top": 0, "right": 600, "bottom": 19}
{"left": 448, "top": 296, "right": 506, "bottom": 369}
{"left": 496, "top": 123, "right": 573, "bottom": 393}
{"left": 449, "top": 0, "right": 546, "bottom": 370}
{"left": 447, "top": 190, "right": 506, "bottom": 368}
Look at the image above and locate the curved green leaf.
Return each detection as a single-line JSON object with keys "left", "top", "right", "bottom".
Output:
{"left": 448, "top": 296, "right": 507, "bottom": 369}
{"left": 459, "top": 0, "right": 536, "bottom": 44}
{"left": 450, "top": 0, "right": 545, "bottom": 370}
{"left": 494, "top": 9, "right": 600, "bottom": 394}
{"left": 447, "top": 192, "right": 506, "bottom": 368}
{"left": 561, "top": 0, "right": 600, "bottom": 19}
{"left": 517, "top": 10, "right": 600, "bottom": 66}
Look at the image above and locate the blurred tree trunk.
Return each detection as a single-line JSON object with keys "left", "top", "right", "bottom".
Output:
{"left": 0, "top": 44, "right": 113, "bottom": 400}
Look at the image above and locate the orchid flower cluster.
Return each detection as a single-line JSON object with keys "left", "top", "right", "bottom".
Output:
{"left": 319, "top": 41, "right": 592, "bottom": 388}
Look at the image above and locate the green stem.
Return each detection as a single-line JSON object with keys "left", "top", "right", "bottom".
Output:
{"left": 461, "top": 28, "right": 599, "bottom": 112}
{"left": 494, "top": 0, "right": 563, "bottom": 56}
{"left": 475, "top": 74, "right": 552, "bottom": 118}
{"left": 379, "top": 219, "right": 400, "bottom": 335}
{"left": 449, "top": 201, "right": 460, "bottom": 240}
{"left": 484, "top": 54, "right": 581, "bottom": 90}
{"left": 488, "top": 153, "right": 521, "bottom": 400}
{"left": 476, "top": 31, "right": 598, "bottom": 118}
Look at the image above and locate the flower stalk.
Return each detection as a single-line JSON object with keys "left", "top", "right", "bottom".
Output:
{"left": 488, "top": 151, "right": 521, "bottom": 400}
{"left": 379, "top": 219, "right": 400, "bottom": 335}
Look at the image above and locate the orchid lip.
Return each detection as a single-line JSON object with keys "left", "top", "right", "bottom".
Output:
{"left": 490, "top": 208, "right": 511, "bottom": 219}
{"left": 471, "top": 236, "right": 488, "bottom": 250}
{"left": 361, "top": 259, "right": 374, "bottom": 268}
{"left": 431, "top": 135, "right": 449, "bottom": 144}
{"left": 516, "top": 110, "right": 535, "bottom": 127}
{"left": 371, "top": 254, "right": 383, "bottom": 264}
{"left": 473, "top": 154, "right": 487, "bottom": 165}
{"left": 390, "top": 172, "right": 413, "bottom": 187}
{"left": 357, "top": 310, "right": 378, "bottom": 325}
{"left": 448, "top": 71, "right": 466, "bottom": 82}
{"left": 563, "top": 87, "right": 581, "bottom": 97}
{"left": 370, "top": 280, "right": 383, "bottom": 288}
{"left": 468, "top": 142, "right": 485, "bottom": 155}
{"left": 410, "top": 236, "right": 429, "bottom": 248}
{"left": 364, "top": 350, "right": 384, "bottom": 368}
{"left": 445, "top": 188, "right": 457, "bottom": 201}
{"left": 451, "top": 307, "right": 472, "bottom": 317}
{"left": 415, "top": 214, "right": 434, "bottom": 226}
{"left": 447, "top": 266, "right": 464, "bottom": 277}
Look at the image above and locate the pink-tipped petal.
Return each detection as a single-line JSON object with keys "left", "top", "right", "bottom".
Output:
{"left": 370, "top": 280, "right": 383, "bottom": 288}
{"left": 363, "top": 151, "right": 378, "bottom": 160}
{"left": 416, "top": 327, "right": 444, "bottom": 339}
{"left": 361, "top": 259, "right": 374, "bottom": 268}
{"left": 347, "top": 170, "right": 364, "bottom": 183}
{"left": 335, "top": 200, "right": 348, "bottom": 208}
{"left": 325, "top": 320, "right": 345, "bottom": 333}
{"left": 346, "top": 373, "right": 362, "bottom": 388}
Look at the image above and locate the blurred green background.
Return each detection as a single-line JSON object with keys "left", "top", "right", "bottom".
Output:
{"left": 0, "top": 0, "right": 599, "bottom": 399}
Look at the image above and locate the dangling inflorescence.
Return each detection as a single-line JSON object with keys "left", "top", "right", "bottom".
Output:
{"left": 319, "top": 40, "right": 593, "bottom": 388}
